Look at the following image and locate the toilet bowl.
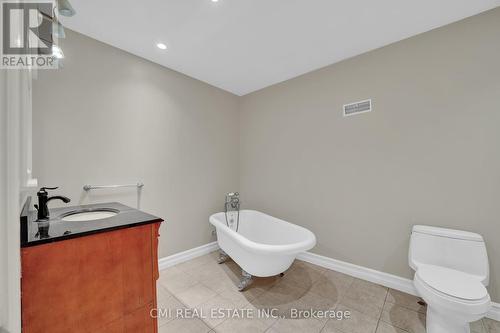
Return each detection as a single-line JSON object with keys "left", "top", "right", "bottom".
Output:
{"left": 409, "top": 226, "right": 491, "bottom": 333}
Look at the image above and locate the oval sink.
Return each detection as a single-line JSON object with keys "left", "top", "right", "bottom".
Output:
{"left": 60, "top": 208, "right": 119, "bottom": 222}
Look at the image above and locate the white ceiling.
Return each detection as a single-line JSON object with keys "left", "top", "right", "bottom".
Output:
{"left": 62, "top": 0, "right": 500, "bottom": 96}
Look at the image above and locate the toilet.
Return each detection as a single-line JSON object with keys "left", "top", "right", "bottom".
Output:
{"left": 409, "top": 225, "right": 491, "bottom": 333}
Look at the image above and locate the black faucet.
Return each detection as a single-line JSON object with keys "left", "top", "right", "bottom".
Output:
{"left": 34, "top": 187, "right": 71, "bottom": 221}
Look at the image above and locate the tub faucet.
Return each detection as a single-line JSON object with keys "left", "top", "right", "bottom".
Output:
{"left": 34, "top": 187, "right": 71, "bottom": 221}
{"left": 224, "top": 192, "right": 241, "bottom": 231}
{"left": 225, "top": 192, "right": 239, "bottom": 210}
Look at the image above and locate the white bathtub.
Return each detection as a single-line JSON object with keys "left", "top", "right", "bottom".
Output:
{"left": 209, "top": 210, "right": 316, "bottom": 277}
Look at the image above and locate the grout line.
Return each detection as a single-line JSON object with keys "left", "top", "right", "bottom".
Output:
{"left": 318, "top": 316, "right": 329, "bottom": 333}
{"left": 376, "top": 319, "right": 412, "bottom": 333}
{"left": 264, "top": 317, "right": 279, "bottom": 332}
{"left": 380, "top": 287, "right": 389, "bottom": 319}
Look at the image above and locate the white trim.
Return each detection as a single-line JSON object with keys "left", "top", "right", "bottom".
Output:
{"left": 1, "top": 69, "right": 33, "bottom": 333}
{"left": 158, "top": 242, "right": 219, "bottom": 271}
{"left": 297, "top": 252, "right": 418, "bottom": 296}
{"left": 297, "top": 251, "right": 500, "bottom": 321}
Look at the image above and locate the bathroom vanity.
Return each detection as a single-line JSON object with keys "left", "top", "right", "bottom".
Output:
{"left": 20, "top": 200, "right": 163, "bottom": 333}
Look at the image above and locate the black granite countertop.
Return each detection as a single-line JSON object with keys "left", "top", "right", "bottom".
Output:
{"left": 21, "top": 198, "right": 163, "bottom": 247}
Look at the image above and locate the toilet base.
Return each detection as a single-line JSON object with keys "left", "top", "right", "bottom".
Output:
{"left": 426, "top": 307, "right": 471, "bottom": 333}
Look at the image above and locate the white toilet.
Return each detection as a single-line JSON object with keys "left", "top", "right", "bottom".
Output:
{"left": 409, "top": 225, "right": 491, "bottom": 333}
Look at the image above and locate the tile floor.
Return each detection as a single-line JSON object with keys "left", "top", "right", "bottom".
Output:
{"left": 156, "top": 251, "right": 500, "bottom": 333}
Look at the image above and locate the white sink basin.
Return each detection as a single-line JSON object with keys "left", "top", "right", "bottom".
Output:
{"left": 60, "top": 209, "right": 119, "bottom": 222}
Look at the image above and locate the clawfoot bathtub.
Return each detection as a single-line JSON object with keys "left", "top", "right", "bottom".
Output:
{"left": 209, "top": 210, "right": 316, "bottom": 290}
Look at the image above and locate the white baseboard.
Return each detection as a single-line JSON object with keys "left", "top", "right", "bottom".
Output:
{"left": 158, "top": 244, "right": 500, "bottom": 321}
{"left": 297, "top": 251, "right": 500, "bottom": 321}
{"left": 296, "top": 252, "right": 418, "bottom": 296}
{"left": 158, "top": 241, "right": 219, "bottom": 271}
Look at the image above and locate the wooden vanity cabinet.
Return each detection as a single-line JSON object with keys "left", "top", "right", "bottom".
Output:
{"left": 21, "top": 222, "right": 161, "bottom": 333}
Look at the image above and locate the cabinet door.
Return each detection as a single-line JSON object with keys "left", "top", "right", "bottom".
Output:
{"left": 76, "top": 230, "right": 125, "bottom": 331}
{"left": 21, "top": 231, "right": 124, "bottom": 333}
{"left": 21, "top": 240, "right": 81, "bottom": 332}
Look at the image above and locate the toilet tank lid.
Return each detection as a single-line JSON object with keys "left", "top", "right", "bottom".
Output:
{"left": 412, "top": 225, "right": 484, "bottom": 242}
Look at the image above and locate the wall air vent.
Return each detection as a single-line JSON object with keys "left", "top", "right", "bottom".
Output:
{"left": 343, "top": 99, "right": 372, "bottom": 117}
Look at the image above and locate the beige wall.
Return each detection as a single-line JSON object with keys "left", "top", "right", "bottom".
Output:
{"left": 32, "top": 30, "right": 239, "bottom": 258}
{"left": 239, "top": 7, "right": 500, "bottom": 301}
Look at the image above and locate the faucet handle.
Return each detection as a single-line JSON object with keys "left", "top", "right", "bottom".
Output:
{"left": 40, "top": 186, "right": 58, "bottom": 192}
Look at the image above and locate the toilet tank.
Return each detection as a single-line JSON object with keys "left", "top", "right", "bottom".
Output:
{"left": 409, "top": 225, "right": 489, "bottom": 286}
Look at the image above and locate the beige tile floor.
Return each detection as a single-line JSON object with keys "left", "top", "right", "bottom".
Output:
{"left": 156, "top": 251, "right": 500, "bottom": 333}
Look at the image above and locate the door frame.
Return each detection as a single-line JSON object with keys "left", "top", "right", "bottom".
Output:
{"left": 1, "top": 68, "right": 36, "bottom": 333}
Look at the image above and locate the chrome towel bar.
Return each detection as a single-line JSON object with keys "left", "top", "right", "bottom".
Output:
{"left": 83, "top": 183, "right": 144, "bottom": 191}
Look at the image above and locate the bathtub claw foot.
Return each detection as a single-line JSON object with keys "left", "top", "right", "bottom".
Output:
{"left": 238, "top": 270, "right": 253, "bottom": 291}
{"left": 217, "top": 250, "right": 230, "bottom": 264}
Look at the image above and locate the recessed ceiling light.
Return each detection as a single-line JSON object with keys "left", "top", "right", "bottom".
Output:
{"left": 211, "top": 0, "right": 218, "bottom": 2}
{"left": 156, "top": 43, "right": 167, "bottom": 50}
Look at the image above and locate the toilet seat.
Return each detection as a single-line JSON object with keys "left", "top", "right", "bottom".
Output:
{"left": 414, "top": 264, "right": 491, "bottom": 316}
{"left": 416, "top": 264, "right": 487, "bottom": 301}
